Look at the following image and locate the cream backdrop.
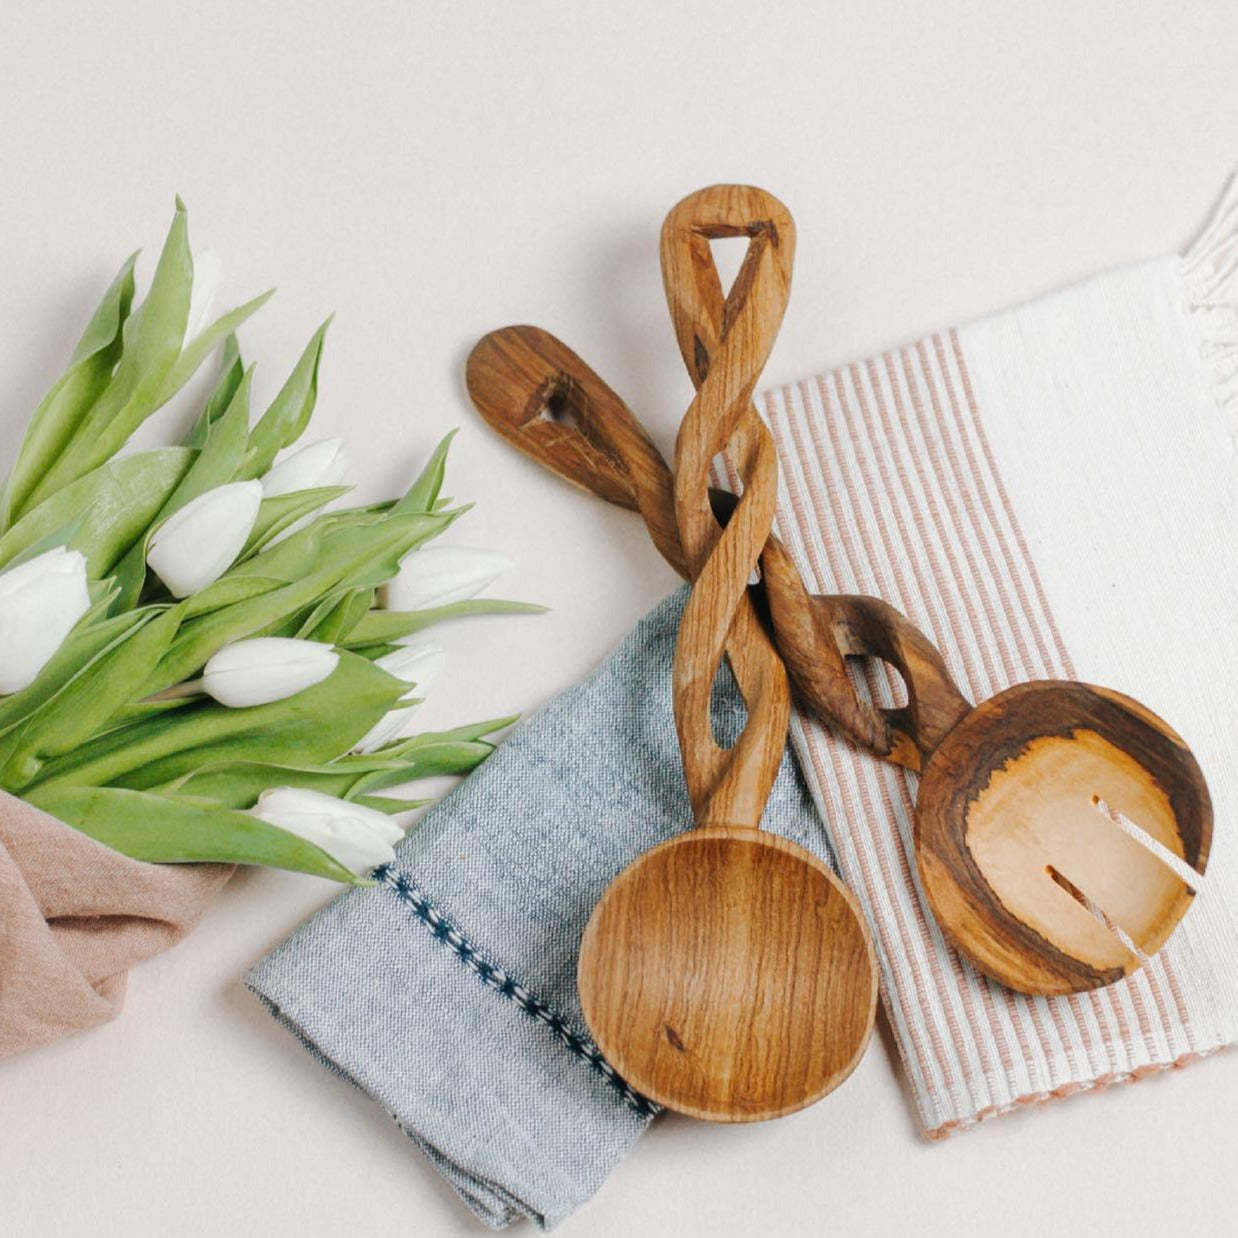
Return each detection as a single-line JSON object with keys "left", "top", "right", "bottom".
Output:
{"left": 0, "top": 3, "right": 1235, "bottom": 1235}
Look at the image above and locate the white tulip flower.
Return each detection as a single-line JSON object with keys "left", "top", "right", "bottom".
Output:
{"left": 259, "top": 439, "right": 351, "bottom": 498}
{"left": 381, "top": 546, "right": 512, "bottom": 612}
{"left": 375, "top": 642, "right": 447, "bottom": 689}
{"left": 146, "top": 480, "right": 263, "bottom": 598}
{"left": 352, "top": 642, "right": 446, "bottom": 754}
{"left": 0, "top": 546, "right": 91, "bottom": 694}
{"left": 202, "top": 637, "right": 339, "bottom": 708}
{"left": 252, "top": 787, "right": 405, "bottom": 877}
{"left": 186, "top": 248, "right": 222, "bottom": 342}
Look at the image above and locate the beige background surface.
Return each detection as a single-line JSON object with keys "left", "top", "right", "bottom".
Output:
{"left": 1, "top": 2, "right": 1236, "bottom": 1234}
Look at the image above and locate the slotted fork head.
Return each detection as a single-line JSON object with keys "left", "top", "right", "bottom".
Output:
{"left": 914, "top": 681, "right": 1211, "bottom": 994}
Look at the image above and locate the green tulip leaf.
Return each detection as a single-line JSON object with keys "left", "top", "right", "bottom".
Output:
{"left": 0, "top": 447, "right": 195, "bottom": 579}
{"left": 184, "top": 333, "right": 245, "bottom": 449}
{"left": 352, "top": 643, "right": 400, "bottom": 659}
{"left": 182, "top": 575, "right": 288, "bottom": 619}
{"left": 0, "top": 604, "right": 145, "bottom": 744}
{"left": 295, "top": 586, "right": 373, "bottom": 644}
{"left": 350, "top": 740, "right": 496, "bottom": 788}
{"left": 158, "top": 755, "right": 404, "bottom": 808}
{"left": 157, "top": 288, "right": 274, "bottom": 408}
{"left": 332, "top": 588, "right": 377, "bottom": 642}
{"left": 25, "top": 201, "right": 195, "bottom": 506}
{"left": 24, "top": 783, "right": 361, "bottom": 883}
{"left": 183, "top": 508, "right": 360, "bottom": 609}
{"left": 0, "top": 513, "right": 90, "bottom": 574}
{"left": 241, "top": 486, "right": 352, "bottom": 559}
{"left": 343, "top": 717, "right": 516, "bottom": 795}
{"left": 0, "top": 610, "right": 158, "bottom": 788}
{"left": 154, "top": 717, "right": 510, "bottom": 810}
{"left": 167, "top": 366, "right": 253, "bottom": 503}
{"left": 106, "top": 695, "right": 198, "bottom": 729}
{"left": 345, "top": 598, "right": 547, "bottom": 648}
{"left": 386, "top": 714, "right": 516, "bottom": 750}
{"left": 393, "top": 430, "right": 456, "bottom": 516}
{"left": 352, "top": 794, "right": 428, "bottom": 815}
{"left": 109, "top": 368, "right": 255, "bottom": 610}
{"left": 0, "top": 253, "right": 139, "bottom": 530}
{"left": 238, "top": 320, "right": 330, "bottom": 479}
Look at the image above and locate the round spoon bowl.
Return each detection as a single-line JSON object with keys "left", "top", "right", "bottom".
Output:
{"left": 915, "top": 680, "right": 1212, "bottom": 995}
{"left": 578, "top": 825, "right": 878, "bottom": 1122}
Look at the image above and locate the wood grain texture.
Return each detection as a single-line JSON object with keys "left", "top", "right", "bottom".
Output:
{"left": 916, "top": 680, "right": 1212, "bottom": 994}
{"left": 577, "top": 827, "right": 878, "bottom": 1121}
{"left": 577, "top": 186, "right": 879, "bottom": 1123}
{"left": 467, "top": 319, "right": 1214, "bottom": 997}
{"left": 465, "top": 325, "right": 687, "bottom": 573}
{"left": 465, "top": 325, "right": 889, "bottom": 753}
{"left": 468, "top": 190, "right": 1213, "bottom": 1009}
{"left": 809, "top": 591, "right": 973, "bottom": 772}
{"left": 661, "top": 185, "right": 794, "bottom": 830}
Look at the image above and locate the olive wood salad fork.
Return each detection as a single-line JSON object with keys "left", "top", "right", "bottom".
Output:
{"left": 466, "top": 191, "right": 1212, "bottom": 1005}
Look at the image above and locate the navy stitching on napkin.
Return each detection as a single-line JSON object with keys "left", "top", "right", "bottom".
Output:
{"left": 375, "top": 863, "right": 660, "bottom": 1118}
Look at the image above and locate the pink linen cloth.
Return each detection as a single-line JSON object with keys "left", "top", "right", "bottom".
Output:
{"left": 0, "top": 791, "right": 230, "bottom": 1057}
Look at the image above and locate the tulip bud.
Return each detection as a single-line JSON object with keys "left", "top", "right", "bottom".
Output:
{"left": 186, "top": 249, "right": 222, "bottom": 342}
{"left": 252, "top": 786, "right": 404, "bottom": 877}
{"left": 376, "top": 642, "right": 446, "bottom": 689}
{"left": 202, "top": 637, "right": 339, "bottom": 707}
{"left": 352, "top": 642, "right": 446, "bottom": 753}
{"left": 381, "top": 546, "right": 512, "bottom": 612}
{"left": 147, "top": 480, "right": 263, "bottom": 598}
{"left": 0, "top": 546, "right": 91, "bottom": 694}
{"left": 259, "top": 439, "right": 350, "bottom": 498}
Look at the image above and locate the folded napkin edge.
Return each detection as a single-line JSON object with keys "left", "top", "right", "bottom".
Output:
{"left": 242, "top": 980, "right": 524, "bottom": 1230}
{"left": 244, "top": 859, "right": 659, "bottom": 1229}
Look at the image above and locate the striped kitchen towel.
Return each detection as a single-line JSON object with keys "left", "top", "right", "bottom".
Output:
{"left": 749, "top": 173, "right": 1238, "bottom": 1137}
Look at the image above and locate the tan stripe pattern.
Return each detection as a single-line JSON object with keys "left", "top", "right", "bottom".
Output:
{"left": 755, "top": 329, "right": 1210, "bottom": 1136}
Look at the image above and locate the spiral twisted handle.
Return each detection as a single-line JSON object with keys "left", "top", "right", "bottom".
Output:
{"left": 660, "top": 186, "right": 796, "bottom": 828}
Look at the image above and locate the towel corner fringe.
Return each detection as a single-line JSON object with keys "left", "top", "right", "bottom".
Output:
{"left": 1182, "top": 168, "right": 1238, "bottom": 428}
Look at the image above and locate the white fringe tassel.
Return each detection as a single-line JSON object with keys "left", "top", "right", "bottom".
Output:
{"left": 1182, "top": 171, "right": 1238, "bottom": 420}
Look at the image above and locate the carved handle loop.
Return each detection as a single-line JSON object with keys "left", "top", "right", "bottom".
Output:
{"left": 464, "top": 325, "right": 688, "bottom": 576}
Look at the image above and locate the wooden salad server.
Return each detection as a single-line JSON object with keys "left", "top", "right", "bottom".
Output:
{"left": 466, "top": 225, "right": 1212, "bottom": 1004}
{"left": 489, "top": 186, "right": 878, "bottom": 1123}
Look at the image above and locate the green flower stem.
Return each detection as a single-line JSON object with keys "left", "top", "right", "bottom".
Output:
{"left": 22, "top": 650, "right": 407, "bottom": 793}
{"left": 25, "top": 783, "right": 362, "bottom": 883}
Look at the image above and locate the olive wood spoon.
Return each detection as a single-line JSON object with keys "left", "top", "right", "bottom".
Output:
{"left": 568, "top": 187, "right": 877, "bottom": 1122}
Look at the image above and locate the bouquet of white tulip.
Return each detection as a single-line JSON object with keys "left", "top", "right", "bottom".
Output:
{"left": 0, "top": 202, "right": 540, "bottom": 884}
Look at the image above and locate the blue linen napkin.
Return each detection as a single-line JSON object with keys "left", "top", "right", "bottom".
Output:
{"left": 246, "top": 587, "right": 831, "bottom": 1229}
